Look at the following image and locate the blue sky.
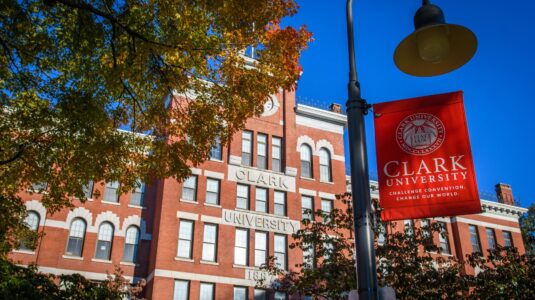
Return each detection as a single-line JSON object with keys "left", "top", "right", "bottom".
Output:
{"left": 284, "top": 0, "right": 535, "bottom": 208}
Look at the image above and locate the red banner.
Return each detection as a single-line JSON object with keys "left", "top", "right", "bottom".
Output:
{"left": 373, "top": 91, "right": 480, "bottom": 221}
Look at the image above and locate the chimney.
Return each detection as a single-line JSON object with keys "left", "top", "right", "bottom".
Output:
{"left": 330, "top": 103, "right": 342, "bottom": 114}
{"left": 495, "top": 183, "right": 515, "bottom": 206}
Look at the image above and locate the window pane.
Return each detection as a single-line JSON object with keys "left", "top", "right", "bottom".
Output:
{"left": 274, "top": 234, "right": 286, "bottom": 270}
{"left": 255, "top": 188, "right": 267, "bottom": 213}
{"left": 95, "top": 240, "right": 112, "bottom": 260}
{"left": 503, "top": 231, "right": 513, "bottom": 247}
{"left": 274, "top": 191, "right": 286, "bottom": 216}
{"left": 302, "top": 196, "right": 313, "bottom": 221}
{"left": 202, "top": 224, "right": 217, "bottom": 262}
{"left": 25, "top": 211, "right": 40, "bottom": 231}
{"left": 173, "top": 280, "right": 189, "bottom": 300}
{"left": 486, "top": 228, "right": 496, "bottom": 250}
{"left": 300, "top": 145, "right": 312, "bottom": 178}
{"left": 104, "top": 181, "right": 119, "bottom": 202}
{"left": 404, "top": 220, "right": 414, "bottom": 235}
{"left": 69, "top": 219, "right": 86, "bottom": 238}
{"left": 206, "top": 179, "right": 220, "bottom": 205}
{"left": 319, "top": 148, "right": 331, "bottom": 182}
{"left": 274, "top": 292, "right": 287, "bottom": 300}
{"left": 98, "top": 223, "right": 114, "bottom": 241}
{"left": 210, "top": 137, "right": 222, "bottom": 160}
{"left": 82, "top": 181, "right": 94, "bottom": 199}
{"left": 237, "top": 184, "right": 249, "bottom": 209}
{"left": 242, "top": 132, "right": 252, "bottom": 166}
{"left": 272, "top": 137, "right": 282, "bottom": 172}
{"left": 123, "top": 226, "right": 140, "bottom": 262}
{"left": 200, "top": 283, "right": 215, "bottom": 300}
{"left": 321, "top": 199, "right": 333, "bottom": 222}
{"left": 469, "top": 225, "right": 481, "bottom": 253}
{"left": 66, "top": 237, "right": 83, "bottom": 257}
{"left": 235, "top": 229, "right": 248, "bottom": 265}
{"left": 255, "top": 231, "right": 267, "bottom": 267}
{"left": 438, "top": 222, "right": 450, "bottom": 254}
{"left": 254, "top": 289, "right": 267, "bottom": 300}
{"left": 177, "top": 220, "right": 193, "bottom": 258}
{"left": 303, "top": 242, "right": 314, "bottom": 269}
{"left": 234, "top": 287, "right": 247, "bottom": 300}
{"left": 131, "top": 180, "right": 145, "bottom": 206}
{"left": 182, "top": 176, "right": 197, "bottom": 201}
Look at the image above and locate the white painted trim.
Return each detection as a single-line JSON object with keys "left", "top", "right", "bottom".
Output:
{"left": 296, "top": 115, "right": 344, "bottom": 134}
{"left": 299, "top": 188, "right": 317, "bottom": 197}
{"left": 153, "top": 269, "right": 256, "bottom": 286}
{"left": 452, "top": 217, "right": 521, "bottom": 233}
{"left": 229, "top": 155, "right": 242, "bottom": 165}
{"left": 433, "top": 217, "right": 451, "bottom": 223}
{"left": 44, "top": 219, "right": 66, "bottom": 229}
{"left": 190, "top": 168, "right": 202, "bottom": 175}
{"left": 296, "top": 135, "right": 316, "bottom": 153}
{"left": 479, "top": 212, "right": 521, "bottom": 222}
{"left": 295, "top": 104, "right": 347, "bottom": 125}
{"left": 91, "top": 258, "right": 112, "bottom": 264}
{"left": 177, "top": 211, "right": 199, "bottom": 220}
{"left": 65, "top": 207, "right": 94, "bottom": 233}
{"left": 319, "top": 192, "right": 336, "bottom": 200}
{"left": 13, "top": 249, "right": 36, "bottom": 255}
{"left": 25, "top": 200, "right": 47, "bottom": 226}
{"left": 121, "top": 215, "right": 152, "bottom": 240}
{"left": 204, "top": 170, "right": 225, "bottom": 180}
{"left": 34, "top": 266, "right": 135, "bottom": 282}
{"left": 62, "top": 255, "right": 83, "bottom": 260}
{"left": 201, "top": 215, "right": 222, "bottom": 224}
{"left": 94, "top": 211, "right": 121, "bottom": 235}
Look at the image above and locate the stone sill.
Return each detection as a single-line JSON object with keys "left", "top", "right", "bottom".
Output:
{"left": 179, "top": 199, "right": 198, "bottom": 205}
{"left": 200, "top": 260, "right": 219, "bottom": 266}
{"left": 102, "top": 201, "right": 121, "bottom": 206}
{"left": 175, "top": 257, "right": 194, "bottom": 263}
{"left": 91, "top": 258, "right": 112, "bottom": 264}
{"left": 62, "top": 255, "right": 84, "bottom": 261}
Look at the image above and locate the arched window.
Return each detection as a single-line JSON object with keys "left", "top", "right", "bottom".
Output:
{"left": 319, "top": 148, "right": 332, "bottom": 182}
{"left": 122, "top": 226, "right": 140, "bottom": 263}
{"left": 18, "top": 211, "right": 40, "bottom": 251}
{"left": 66, "top": 218, "right": 86, "bottom": 257}
{"left": 300, "top": 144, "right": 313, "bottom": 178}
{"left": 95, "top": 222, "right": 114, "bottom": 260}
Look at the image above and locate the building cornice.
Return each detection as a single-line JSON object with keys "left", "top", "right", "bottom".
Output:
{"left": 480, "top": 199, "right": 527, "bottom": 218}
{"left": 295, "top": 104, "right": 347, "bottom": 126}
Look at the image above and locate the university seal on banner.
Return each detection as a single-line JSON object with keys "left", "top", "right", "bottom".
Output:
{"left": 396, "top": 113, "right": 445, "bottom": 155}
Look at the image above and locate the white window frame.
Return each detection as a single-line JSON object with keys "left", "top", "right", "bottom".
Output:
{"left": 94, "top": 222, "right": 114, "bottom": 260}
{"left": 177, "top": 220, "right": 194, "bottom": 258}
{"left": 205, "top": 178, "right": 220, "bottom": 205}
{"left": 300, "top": 144, "right": 313, "bottom": 178}
{"left": 242, "top": 131, "right": 253, "bottom": 166}
{"left": 257, "top": 133, "right": 267, "bottom": 169}
{"left": 255, "top": 187, "right": 268, "bottom": 213}
{"left": 173, "top": 280, "right": 189, "bottom": 300}
{"left": 200, "top": 282, "right": 215, "bottom": 300}
{"left": 274, "top": 234, "right": 287, "bottom": 270}
{"left": 321, "top": 199, "right": 333, "bottom": 223}
{"left": 122, "top": 226, "right": 140, "bottom": 263}
{"left": 271, "top": 137, "right": 282, "bottom": 172}
{"left": 319, "top": 148, "right": 332, "bottom": 182}
{"left": 254, "top": 231, "right": 268, "bottom": 267}
{"left": 236, "top": 184, "right": 249, "bottom": 210}
{"left": 301, "top": 195, "right": 314, "bottom": 221}
{"left": 274, "top": 191, "right": 286, "bottom": 216}
{"left": 234, "top": 228, "right": 249, "bottom": 266}
{"left": 181, "top": 175, "right": 197, "bottom": 202}
{"left": 65, "top": 218, "right": 86, "bottom": 257}
{"left": 202, "top": 223, "right": 218, "bottom": 262}
{"left": 104, "top": 181, "right": 120, "bottom": 203}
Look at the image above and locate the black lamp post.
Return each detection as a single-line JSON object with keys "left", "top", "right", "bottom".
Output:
{"left": 345, "top": 0, "right": 477, "bottom": 299}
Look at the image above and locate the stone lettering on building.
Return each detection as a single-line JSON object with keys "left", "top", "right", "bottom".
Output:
{"left": 222, "top": 209, "right": 300, "bottom": 235}
{"left": 245, "top": 268, "right": 275, "bottom": 285}
{"left": 227, "top": 165, "right": 296, "bottom": 192}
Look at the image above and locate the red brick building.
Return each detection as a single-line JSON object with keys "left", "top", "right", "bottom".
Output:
{"left": 10, "top": 87, "right": 527, "bottom": 299}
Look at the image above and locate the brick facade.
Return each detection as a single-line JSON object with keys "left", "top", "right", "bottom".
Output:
{"left": 10, "top": 88, "right": 527, "bottom": 299}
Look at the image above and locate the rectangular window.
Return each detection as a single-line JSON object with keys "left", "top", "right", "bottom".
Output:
{"left": 173, "top": 280, "right": 189, "bottom": 300}
{"left": 104, "top": 181, "right": 120, "bottom": 203}
{"left": 234, "top": 286, "right": 247, "bottom": 300}
{"left": 254, "top": 289, "right": 267, "bottom": 300}
{"left": 321, "top": 199, "right": 333, "bottom": 223}
{"left": 503, "top": 231, "right": 513, "bottom": 247}
{"left": 200, "top": 282, "right": 215, "bottom": 300}
{"left": 205, "top": 178, "right": 220, "bottom": 205}
{"left": 202, "top": 224, "right": 218, "bottom": 262}
{"left": 274, "top": 234, "right": 287, "bottom": 270}
{"left": 486, "top": 228, "right": 497, "bottom": 250}
{"left": 324, "top": 241, "right": 334, "bottom": 260}
{"left": 377, "top": 222, "right": 386, "bottom": 246}
{"left": 82, "top": 180, "right": 94, "bottom": 199}
{"left": 210, "top": 137, "right": 222, "bottom": 160}
{"left": 274, "top": 191, "right": 286, "bottom": 216}
{"left": 421, "top": 219, "right": 433, "bottom": 248}
{"left": 272, "top": 137, "right": 282, "bottom": 172}
{"left": 303, "top": 242, "right": 315, "bottom": 269}
{"left": 234, "top": 228, "right": 249, "bottom": 266}
{"left": 257, "top": 133, "right": 267, "bottom": 169}
{"left": 438, "top": 222, "right": 451, "bottom": 254}
{"left": 130, "top": 180, "right": 145, "bottom": 206}
{"left": 302, "top": 196, "right": 314, "bottom": 221}
{"left": 274, "top": 292, "right": 287, "bottom": 300}
{"left": 404, "top": 219, "right": 414, "bottom": 235}
{"left": 255, "top": 188, "right": 268, "bottom": 213}
{"left": 177, "top": 220, "right": 194, "bottom": 258}
{"left": 242, "top": 131, "right": 253, "bottom": 166}
{"left": 469, "top": 225, "right": 482, "bottom": 254}
{"left": 236, "top": 184, "right": 249, "bottom": 210}
{"left": 255, "top": 231, "right": 268, "bottom": 267}
{"left": 181, "top": 176, "right": 197, "bottom": 202}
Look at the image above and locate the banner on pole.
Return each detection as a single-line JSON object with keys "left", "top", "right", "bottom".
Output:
{"left": 373, "top": 91, "right": 480, "bottom": 221}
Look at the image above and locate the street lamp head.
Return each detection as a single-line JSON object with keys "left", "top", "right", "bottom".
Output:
{"left": 394, "top": 1, "right": 477, "bottom": 77}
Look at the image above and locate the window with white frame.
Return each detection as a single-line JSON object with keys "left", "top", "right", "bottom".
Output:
{"left": 200, "top": 282, "right": 215, "bottom": 300}
{"left": 236, "top": 184, "right": 249, "bottom": 210}
{"left": 65, "top": 218, "right": 86, "bottom": 257}
{"left": 122, "top": 226, "right": 140, "bottom": 263}
{"left": 94, "top": 222, "right": 114, "bottom": 260}
{"left": 438, "top": 222, "right": 450, "bottom": 254}
{"left": 300, "top": 144, "right": 313, "bottom": 178}
{"left": 274, "top": 292, "right": 287, "bottom": 300}
{"left": 202, "top": 223, "right": 218, "bottom": 262}
{"left": 303, "top": 242, "right": 315, "bottom": 269}
{"left": 324, "top": 240, "right": 334, "bottom": 260}
{"left": 234, "top": 286, "right": 247, "bottom": 300}
{"left": 242, "top": 131, "right": 253, "bottom": 166}
{"left": 321, "top": 199, "right": 333, "bottom": 223}
{"left": 82, "top": 180, "right": 94, "bottom": 199}
{"left": 404, "top": 219, "right": 414, "bottom": 235}
{"left": 130, "top": 180, "right": 145, "bottom": 206}
{"left": 421, "top": 219, "right": 433, "bottom": 248}
{"left": 469, "top": 225, "right": 482, "bottom": 254}
{"left": 234, "top": 228, "right": 249, "bottom": 266}
{"left": 272, "top": 137, "right": 282, "bottom": 172}
{"left": 503, "top": 231, "right": 513, "bottom": 247}
{"left": 257, "top": 133, "right": 267, "bottom": 169}
{"left": 104, "top": 181, "right": 120, "bottom": 203}
{"left": 181, "top": 175, "right": 197, "bottom": 202}
{"left": 205, "top": 178, "right": 220, "bottom": 205}
{"left": 319, "top": 148, "right": 332, "bottom": 182}
{"left": 274, "top": 234, "right": 287, "bottom": 270}
{"left": 255, "top": 231, "right": 268, "bottom": 267}
{"left": 301, "top": 195, "right": 314, "bottom": 221}
{"left": 18, "top": 211, "right": 40, "bottom": 251}
{"left": 173, "top": 280, "right": 189, "bottom": 300}
{"left": 486, "top": 228, "right": 497, "bottom": 250}
{"left": 377, "top": 222, "right": 386, "bottom": 246}
{"left": 274, "top": 191, "right": 286, "bottom": 216}
{"left": 255, "top": 187, "right": 268, "bottom": 213}
{"left": 210, "top": 137, "right": 222, "bottom": 160}
{"left": 177, "top": 220, "right": 194, "bottom": 258}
